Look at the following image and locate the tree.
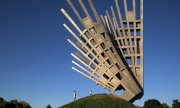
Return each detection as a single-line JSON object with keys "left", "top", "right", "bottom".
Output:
{"left": 136, "top": 105, "right": 143, "bottom": 108}
{"left": 0, "top": 97, "right": 32, "bottom": 108}
{"left": 10, "top": 99, "right": 18, "bottom": 104}
{"left": 0, "top": 97, "right": 6, "bottom": 108}
{"left": 0, "top": 97, "right": 4, "bottom": 103}
{"left": 19, "top": 101, "right": 32, "bottom": 108}
{"left": 5, "top": 102, "right": 16, "bottom": 108}
{"left": 18, "top": 102, "right": 24, "bottom": 108}
{"left": 172, "top": 99, "right": 180, "bottom": 108}
{"left": 143, "top": 99, "right": 162, "bottom": 108}
{"left": 162, "top": 103, "right": 169, "bottom": 108}
{"left": 46, "top": 104, "right": 52, "bottom": 108}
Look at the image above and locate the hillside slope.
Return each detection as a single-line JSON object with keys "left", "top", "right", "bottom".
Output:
{"left": 59, "top": 94, "right": 137, "bottom": 108}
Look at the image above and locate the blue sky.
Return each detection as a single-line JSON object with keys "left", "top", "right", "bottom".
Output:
{"left": 0, "top": 0, "right": 180, "bottom": 108}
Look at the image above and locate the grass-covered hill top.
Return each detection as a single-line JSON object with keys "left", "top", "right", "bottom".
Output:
{"left": 59, "top": 94, "right": 137, "bottom": 108}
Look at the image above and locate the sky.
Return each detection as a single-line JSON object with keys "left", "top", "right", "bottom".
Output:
{"left": 0, "top": 0, "right": 180, "bottom": 108}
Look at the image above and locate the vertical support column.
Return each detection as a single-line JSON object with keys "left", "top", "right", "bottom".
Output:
{"left": 140, "top": 0, "right": 144, "bottom": 88}
{"left": 115, "top": 0, "right": 130, "bottom": 54}
{"left": 78, "top": 0, "right": 91, "bottom": 19}
{"left": 110, "top": 6, "right": 125, "bottom": 47}
{"left": 66, "top": 0, "right": 84, "bottom": 26}
{"left": 88, "top": 0, "right": 101, "bottom": 23}
{"left": 123, "top": 0, "right": 135, "bottom": 75}
{"left": 132, "top": 0, "right": 138, "bottom": 77}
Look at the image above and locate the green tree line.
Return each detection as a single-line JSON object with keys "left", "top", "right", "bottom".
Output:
{"left": 138, "top": 99, "right": 180, "bottom": 108}
{"left": 1, "top": 96, "right": 180, "bottom": 108}
{"left": 0, "top": 97, "right": 31, "bottom": 108}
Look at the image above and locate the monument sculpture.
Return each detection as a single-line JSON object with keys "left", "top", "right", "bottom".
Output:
{"left": 61, "top": 0, "right": 143, "bottom": 102}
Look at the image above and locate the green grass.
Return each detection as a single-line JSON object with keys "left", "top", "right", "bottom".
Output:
{"left": 59, "top": 94, "right": 137, "bottom": 108}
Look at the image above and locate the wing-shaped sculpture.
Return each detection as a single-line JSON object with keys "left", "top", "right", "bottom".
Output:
{"left": 61, "top": 0, "right": 143, "bottom": 102}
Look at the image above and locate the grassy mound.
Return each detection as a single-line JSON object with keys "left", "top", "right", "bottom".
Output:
{"left": 59, "top": 94, "right": 137, "bottom": 108}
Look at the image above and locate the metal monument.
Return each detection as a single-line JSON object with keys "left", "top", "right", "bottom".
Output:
{"left": 61, "top": 0, "right": 143, "bottom": 102}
